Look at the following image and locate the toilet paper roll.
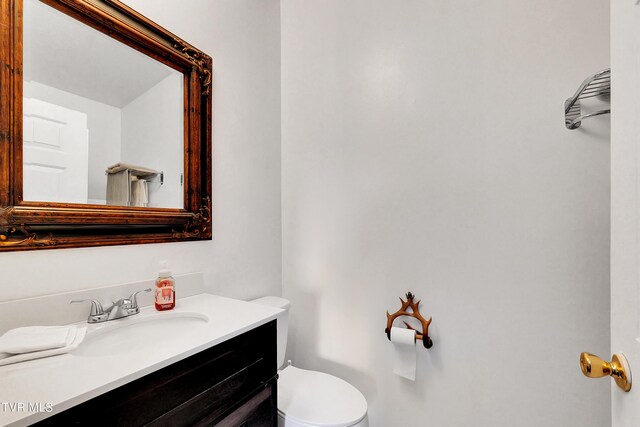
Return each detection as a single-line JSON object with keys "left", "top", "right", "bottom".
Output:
{"left": 390, "top": 326, "right": 417, "bottom": 381}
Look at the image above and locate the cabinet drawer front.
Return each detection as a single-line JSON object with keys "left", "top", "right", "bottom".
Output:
{"left": 156, "top": 376, "right": 278, "bottom": 427}
{"left": 34, "top": 321, "right": 277, "bottom": 427}
{"left": 211, "top": 380, "right": 276, "bottom": 427}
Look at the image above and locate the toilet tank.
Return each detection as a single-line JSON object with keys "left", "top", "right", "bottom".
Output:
{"left": 249, "top": 296, "right": 290, "bottom": 369}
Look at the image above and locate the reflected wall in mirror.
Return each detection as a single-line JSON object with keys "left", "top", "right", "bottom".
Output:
{"left": 0, "top": 0, "right": 212, "bottom": 251}
{"left": 23, "top": 0, "right": 184, "bottom": 208}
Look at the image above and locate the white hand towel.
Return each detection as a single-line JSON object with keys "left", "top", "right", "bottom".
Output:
{"left": 106, "top": 162, "right": 158, "bottom": 177}
{"left": 0, "top": 327, "right": 86, "bottom": 367}
{"left": 0, "top": 325, "right": 78, "bottom": 354}
{"left": 130, "top": 178, "right": 149, "bottom": 207}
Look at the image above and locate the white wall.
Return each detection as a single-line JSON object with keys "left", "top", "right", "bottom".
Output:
{"left": 281, "top": 1, "right": 610, "bottom": 426}
{"left": 610, "top": 1, "right": 640, "bottom": 426}
{"left": 0, "top": 0, "right": 281, "bottom": 303}
{"left": 24, "top": 80, "right": 121, "bottom": 203}
{"left": 121, "top": 73, "right": 184, "bottom": 208}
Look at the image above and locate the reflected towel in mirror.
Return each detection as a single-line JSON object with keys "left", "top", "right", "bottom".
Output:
{"left": 106, "top": 162, "right": 158, "bottom": 177}
{"left": 131, "top": 177, "right": 149, "bottom": 207}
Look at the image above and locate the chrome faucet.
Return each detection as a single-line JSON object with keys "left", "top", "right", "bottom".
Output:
{"left": 71, "top": 288, "right": 152, "bottom": 323}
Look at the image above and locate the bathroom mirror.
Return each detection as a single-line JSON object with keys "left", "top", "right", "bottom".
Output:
{"left": 23, "top": 0, "right": 184, "bottom": 208}
{"left": 0, "top": 0, "right": 212, "bottom": 250}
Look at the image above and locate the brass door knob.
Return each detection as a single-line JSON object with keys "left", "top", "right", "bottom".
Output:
{"left": 580, "top": 352, "right": 632, "bottom": 392}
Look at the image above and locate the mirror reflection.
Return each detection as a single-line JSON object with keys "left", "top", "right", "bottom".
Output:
{"left": 22, "top": 0, "right": 184, "bottom": 208}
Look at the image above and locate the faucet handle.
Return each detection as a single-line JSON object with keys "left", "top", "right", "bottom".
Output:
{"left": 129, "top": 288, "right": 152, "bottom": 310}
{"left": 70, "top": 299, "right": 104, "bottom": 315}
{"left": 70, "top": 299, "right": 108, "bottom": 323}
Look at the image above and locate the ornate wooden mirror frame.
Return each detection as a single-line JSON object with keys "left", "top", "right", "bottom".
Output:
{"left": 0, "top": 0, "right": 212, "bottom": 251}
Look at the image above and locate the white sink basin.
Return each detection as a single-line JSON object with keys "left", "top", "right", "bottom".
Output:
{"left": 73, "top": 312, "right": 209, "bottom": 358}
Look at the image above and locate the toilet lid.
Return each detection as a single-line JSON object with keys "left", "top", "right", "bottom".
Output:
{"left": 278, "top": 365, "right": 367, "bottom": 427}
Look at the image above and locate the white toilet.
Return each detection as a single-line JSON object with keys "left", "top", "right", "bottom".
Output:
{"left": 251, "top": 296, "right": 369, "bottom": 427}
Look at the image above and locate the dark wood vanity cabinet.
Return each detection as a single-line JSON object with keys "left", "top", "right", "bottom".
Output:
{"left": 34, "top": 321, "right": 277, "bottom": 427}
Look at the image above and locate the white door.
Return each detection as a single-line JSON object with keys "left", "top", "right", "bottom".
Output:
{"left": 22, "top": 98, "right": 89, "bottom": 204}
{"left": 611, "top": 0, "right": 640, "bottom": 425}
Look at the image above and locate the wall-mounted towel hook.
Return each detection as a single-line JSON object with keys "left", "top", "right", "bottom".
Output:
{"left": 564, "top": 68, "right": 610, "bottom": 130}
{"left": 385, "top": 292, "right": 433, "bottom": 349}
{"left": 145, "top": 171, "right": 164, "bottom": 185}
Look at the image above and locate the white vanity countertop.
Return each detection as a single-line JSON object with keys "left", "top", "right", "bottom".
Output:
{"left": 0, "top": 293, "right": 282, "bottom": 427}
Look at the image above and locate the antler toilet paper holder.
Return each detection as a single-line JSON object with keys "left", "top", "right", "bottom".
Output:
{"left": 385, "top": 292, "right": 433, "bottom": 349}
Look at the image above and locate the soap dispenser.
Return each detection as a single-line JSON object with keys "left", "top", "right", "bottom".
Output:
{"left": 155, "top": 260, "right": 175, "bottom": 311}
